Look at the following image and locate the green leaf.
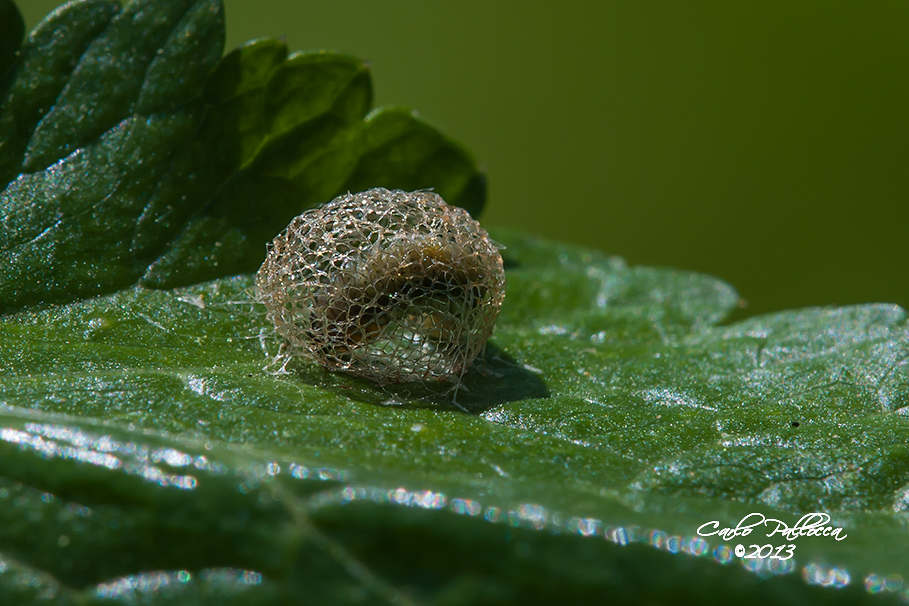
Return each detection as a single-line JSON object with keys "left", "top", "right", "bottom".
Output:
{"left": 0, "top": 0, "right": 223, "bottom": 312}
{"left": 0, "top": 1, "right": 24, "bottom": 82}
{"left": 1, "top": 229, "right": 907, "bottom": 604}
{"left": 3, "top": 2, "right": 907, "bottom": 604}
{"left": 344, "top": 107, "right": 488, "bottom": 218}
{"left": 0, "top": 0, "right": 120, "bottom": 187}
{"left": 0, "top": 0, "right": 485, "bottom": 311}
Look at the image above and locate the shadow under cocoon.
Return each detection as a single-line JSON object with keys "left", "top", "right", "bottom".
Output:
{"left": 290, "top": 342, "right": 550, "bottom": 414}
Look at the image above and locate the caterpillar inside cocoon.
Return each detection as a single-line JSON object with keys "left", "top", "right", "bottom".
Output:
{"left": 255, "top": 188, "right": 506, "bottom": 387}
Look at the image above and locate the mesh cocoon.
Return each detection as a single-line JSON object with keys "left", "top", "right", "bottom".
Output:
{"left": 255, "top": 188, "right": 506, "bottom": 384}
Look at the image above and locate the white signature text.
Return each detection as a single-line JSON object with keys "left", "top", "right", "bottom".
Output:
{"left": 697, "top": 512, "right": 847, "bottom": 542}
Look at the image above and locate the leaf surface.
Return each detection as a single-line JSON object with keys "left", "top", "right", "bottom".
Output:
{"left": 0, "top": 230, "right": 907, "bottom": 604}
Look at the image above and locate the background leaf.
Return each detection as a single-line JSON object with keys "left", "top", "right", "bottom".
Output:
{"left": 0, "top": 0, "right": 485, "bottom": 311}
{"left": 0, "top": 0, "right": 24, "bottom": 82}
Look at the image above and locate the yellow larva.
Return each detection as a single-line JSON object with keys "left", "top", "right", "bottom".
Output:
{"left": 255, "top": 188, "right": 505, "bottom": 385}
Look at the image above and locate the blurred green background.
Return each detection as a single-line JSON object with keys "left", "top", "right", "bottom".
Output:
{"left": 19, "top": 1, "right": 909, "bottom": 317}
